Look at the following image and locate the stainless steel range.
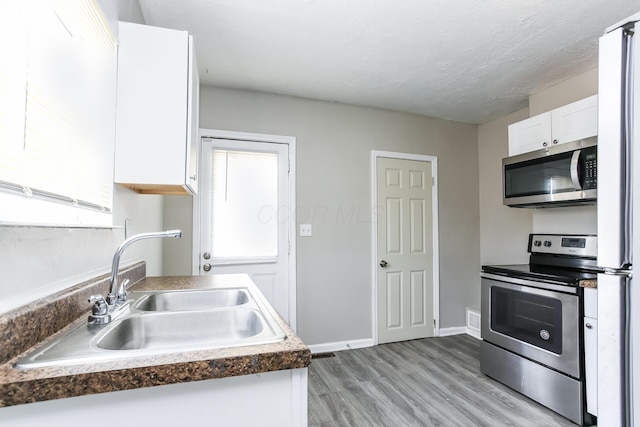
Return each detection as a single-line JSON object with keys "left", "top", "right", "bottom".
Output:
{"left": 480, "top": 234, "right": 598, "bottom": 426}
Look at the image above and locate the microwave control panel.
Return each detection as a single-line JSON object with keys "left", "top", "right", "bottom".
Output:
{"left": 583, "top": 146, "right": 597, "bottom": 190}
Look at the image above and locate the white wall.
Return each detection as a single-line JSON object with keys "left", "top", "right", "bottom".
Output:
{"left": 164, "top": 86, "right": 480, "bottom": 346}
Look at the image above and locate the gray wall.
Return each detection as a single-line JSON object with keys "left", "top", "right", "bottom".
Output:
{"left": 165, "top": 86, "right": 480, "bottom": 346}
{"left": 477, "top": 108, "right": 533, "bottom": 269}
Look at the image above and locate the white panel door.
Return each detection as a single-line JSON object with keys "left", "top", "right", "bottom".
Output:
{"left": 199, "top": 138, "right": 290, "bottom": 323}
{"left": 377, "top": 157, "right": 434, "bottom": 344}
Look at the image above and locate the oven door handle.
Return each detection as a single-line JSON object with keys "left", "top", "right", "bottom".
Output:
{"left": 570, "top": 149, "right": 582, "bottom": 190}
{"left": 480, "top": 272, "right": 579, "bottom": 294}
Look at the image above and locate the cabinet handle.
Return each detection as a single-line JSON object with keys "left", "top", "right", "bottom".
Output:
{"left": 553, "top": 139, "right": 558, "bottom": 144}
{"left": 585, "top": 323, "right": 593, "bottom": 329}
{"left": 542, "top": 141, "right": 548, "bottom": 147}
{"left": 190, "top": 174, "right": 197, "bottom": 181}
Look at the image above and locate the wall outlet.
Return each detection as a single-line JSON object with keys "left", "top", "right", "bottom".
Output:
{"left": 300, "top": 224, "right": 312, "bottom": 237}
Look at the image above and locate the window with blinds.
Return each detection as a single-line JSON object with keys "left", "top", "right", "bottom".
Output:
{"left": 210, "top": 149, "right": 279, "bottom": 260}
{"left": 0, "top": 0, "right": 117, "bottom": 225}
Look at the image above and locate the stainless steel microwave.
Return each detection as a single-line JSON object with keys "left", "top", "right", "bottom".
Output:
{"left": 503, "top": 137, "right": 597, "bottom": 208}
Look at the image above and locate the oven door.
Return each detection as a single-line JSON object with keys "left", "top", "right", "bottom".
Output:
{"left": 481, "top": 274, "right": 581, "bottom": 378}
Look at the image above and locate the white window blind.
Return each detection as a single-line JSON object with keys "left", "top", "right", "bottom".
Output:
{"left": 211, "top": 149, "right": 279, "bottom": 260}
{"left": 0, "top": 0, "right": 117, "bottom": 225}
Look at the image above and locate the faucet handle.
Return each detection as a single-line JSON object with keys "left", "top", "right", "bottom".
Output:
{"left": 88, "top": 295, "right": 108, "bottom": 314}
{"left": 117, "top": 279, "right": 129, "bottom": 304}
{"left": 89, "top": 294, "right": 106, "bottom": 305}
{"left": 87, "top": 294, "right": 111, "bottom": 326}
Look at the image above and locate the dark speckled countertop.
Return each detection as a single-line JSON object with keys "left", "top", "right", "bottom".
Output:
{"left": 0, "top": 266, "right": 310, "bottom": 407}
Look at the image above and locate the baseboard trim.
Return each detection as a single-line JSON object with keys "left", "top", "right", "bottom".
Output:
{"left": 307, "top": 338, "right": 374, "bottom": 354}
{"left": 466, "top": 327, "right": 481, "bottom": 339}
{"left": 439, "top": 327, "right": 467, "bottom": 336}
{"left": 308, "top": 330, "right": 481, "bottom": 354}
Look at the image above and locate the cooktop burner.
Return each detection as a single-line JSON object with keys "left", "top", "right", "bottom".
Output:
{"left": 481, "top": 233, "right": 600, "bottom": 286}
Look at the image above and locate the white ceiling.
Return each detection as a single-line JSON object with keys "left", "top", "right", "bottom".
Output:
{"left": 137, "top": 0, "right": 638, "bottom": 124}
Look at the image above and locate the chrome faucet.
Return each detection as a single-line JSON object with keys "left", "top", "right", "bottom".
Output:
{"left": 87, "top": 229, "right": 183, "bottom": 326}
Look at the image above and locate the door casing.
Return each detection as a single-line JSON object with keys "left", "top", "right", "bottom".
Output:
{"left": 193, "top": 128, "right": 297, "bottom": 330}
{"left": 371, "top": 150, "right": 440, "bottom": 344}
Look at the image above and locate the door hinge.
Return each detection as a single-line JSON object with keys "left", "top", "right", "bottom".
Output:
{"left": 432, "top": 177, "right": 435, "bottom": 187}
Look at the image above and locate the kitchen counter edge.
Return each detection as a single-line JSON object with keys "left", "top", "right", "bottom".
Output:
{"left": 0, "top": 274, "right": 311, "bottom": 408}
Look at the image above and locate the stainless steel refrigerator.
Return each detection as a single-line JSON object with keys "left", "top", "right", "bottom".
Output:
{"left": 598, "top": 11, "right": 640, "bottom": 426}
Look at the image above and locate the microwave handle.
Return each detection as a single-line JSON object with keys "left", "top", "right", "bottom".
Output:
{"left": 570, "top": 149, "right": 582, "bottom": 190}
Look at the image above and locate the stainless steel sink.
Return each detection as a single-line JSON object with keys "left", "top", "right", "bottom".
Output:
{"left": 97, "top": 309, "right": 271, "bottom": 351}
{"left": 15, "top": 287, "right": 286, "bottom": 369}
{"left": 132, "top": 288, "right": 249, "bottom": 312}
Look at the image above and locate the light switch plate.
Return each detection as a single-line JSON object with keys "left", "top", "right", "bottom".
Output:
{"left": 300, "top": 224, "right": 312, "bottom": 237}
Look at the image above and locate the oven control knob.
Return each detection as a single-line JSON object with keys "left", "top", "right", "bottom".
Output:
{"left": 540, "top": 330, "right": 550, "bottom": 340}
{"left": 544, "top": 241, "right": 552, "bottom": 247}
{"left": 534, "top": 240, "right": 542, "bottom": 247}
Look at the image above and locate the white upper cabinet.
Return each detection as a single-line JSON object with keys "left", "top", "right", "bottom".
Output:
{"left": 508, "top": 95, "right": 598, "bottom": 156}
{"left": 507, "top": 112, "right": 552, "bottom": 156}
{"left": 114, "top": 22, "right": 199, "bottom": 195}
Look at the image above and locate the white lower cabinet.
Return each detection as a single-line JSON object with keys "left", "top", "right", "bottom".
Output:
{"left": 584, "top": 316, "right": 598, "bottom": 416}
{"left": 0, "top": 368, "right": 308, "bottom": 427}
{"left": 584, "top": 287, "right": 598, "bottom": 416}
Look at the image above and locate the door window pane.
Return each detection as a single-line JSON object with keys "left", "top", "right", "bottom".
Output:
{"left": 210, "top": 149, "right": 278, "bottom": 259}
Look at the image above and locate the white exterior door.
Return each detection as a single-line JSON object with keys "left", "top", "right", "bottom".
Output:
{"left": 199, "top": 137, "right": 291, "bottom": 323}
{"left": 376, "top": 156, "right": 436, "bottom": 344}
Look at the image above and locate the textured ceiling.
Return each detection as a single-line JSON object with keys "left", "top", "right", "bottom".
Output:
{"left": 138, "top": 0, "right": 638, "bottom": 124}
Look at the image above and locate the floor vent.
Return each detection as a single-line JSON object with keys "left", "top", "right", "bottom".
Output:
{"left": 312, "top": 352, "right": 336, "bottom": 359}
{"left": 466, "top": 307, "right": 481, "bottom": 339}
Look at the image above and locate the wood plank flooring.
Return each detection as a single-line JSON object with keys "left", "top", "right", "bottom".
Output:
{"left": 308, "top": 334, "right": 577, "bottom": 427}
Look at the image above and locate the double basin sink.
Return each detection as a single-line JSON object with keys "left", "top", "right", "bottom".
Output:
{"left": 16, "top": 287, "right": 286, "bottom": 369}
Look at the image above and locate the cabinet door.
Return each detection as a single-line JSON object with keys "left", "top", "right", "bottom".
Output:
{"left": 507, "top": 112, "right": 552, "bottom": 156}
{"left": 551, "top": 95, "right": 598, "bottom": 144}
{"left": 115, "top": 22, "right": 188, "bottom": 187}
{"left": 185, "top": 35, "right": 199, "bottom": 195}
{"left": 584, "top": 316, "right": 598, "bottom": 416}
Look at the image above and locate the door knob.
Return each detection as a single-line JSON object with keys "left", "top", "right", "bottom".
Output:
{"left": 203, "top": 263, "right": 211, "bottom": 272}
{"left": 380, "top": 260, "right": 388, "bottom": 268}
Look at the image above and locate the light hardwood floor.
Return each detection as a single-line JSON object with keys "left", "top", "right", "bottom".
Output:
{"left": 308, "top": 334, "right": 578, "bottom": 427}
